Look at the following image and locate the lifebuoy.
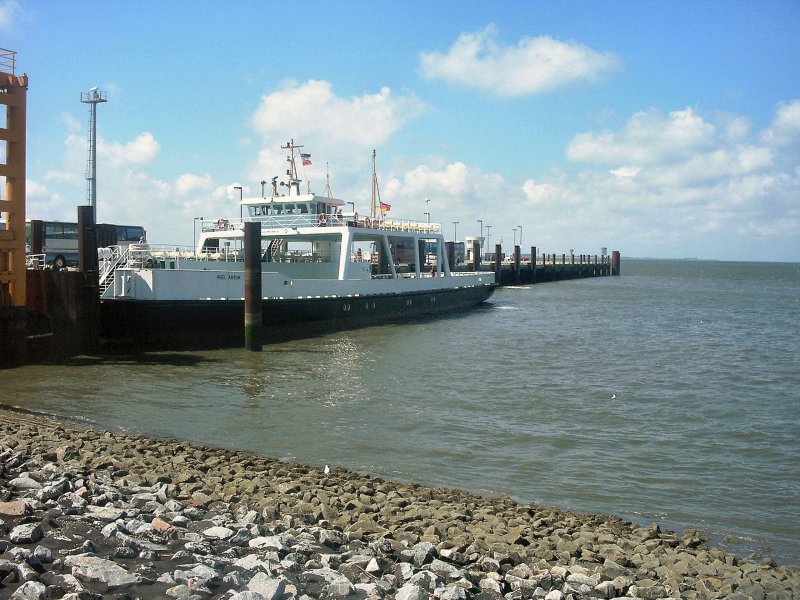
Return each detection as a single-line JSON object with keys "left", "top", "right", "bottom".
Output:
{"left": 319, "top": 213, "right": 327, "bottom": 226}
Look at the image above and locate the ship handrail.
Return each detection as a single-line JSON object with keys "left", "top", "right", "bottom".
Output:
{"left": 199, "top": 214, "right": 443, "bottom": 234}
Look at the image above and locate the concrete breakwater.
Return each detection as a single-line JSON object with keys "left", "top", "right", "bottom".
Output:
{"left": 1, "top": 407, "right": 797, "bottom": 600}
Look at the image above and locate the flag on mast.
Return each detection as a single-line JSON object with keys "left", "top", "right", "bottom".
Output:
{"left": 380, "top": 202, "right": 391, "bottom": 213}
{"left": 301, "top": 153, "right": 312, "bottom": 166}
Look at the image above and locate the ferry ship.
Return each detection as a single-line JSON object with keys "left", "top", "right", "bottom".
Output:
{"left": 99, "top": 142, "right": 496, "bottom": 348}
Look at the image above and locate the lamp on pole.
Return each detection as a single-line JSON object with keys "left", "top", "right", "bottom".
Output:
{"left": 234, "top": 186, "right": 243, "bottom": 219}
{"left": 485, "top": 225, "right": 492, "bottom": 252}
{"left": 260, "top": 180, "right": 266, "bottom": 198}
{"left": 424, "top": 212, "right": 430, "bottom": 223}
{"left": 513, "top": 227, "right": 518, "bottom": 246}
{"left": 452, "top": 221, "right": 459, "bottom": 242}
{"left": 518, "top": 225, "right": 523, "bottom": 248}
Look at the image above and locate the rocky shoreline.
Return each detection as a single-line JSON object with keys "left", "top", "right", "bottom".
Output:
{"left": 1, "top": 407, "right": 797, "bottom": 600}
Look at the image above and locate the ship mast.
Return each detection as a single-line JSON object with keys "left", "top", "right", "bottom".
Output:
{"left": 323, "top": 162, "right": 333, "bottom": 198}
{"left": 371, "top": 149, "right": 382, "bottom": 221}
{"left": 281, "top": 139, "right": 304, "bottom": 196}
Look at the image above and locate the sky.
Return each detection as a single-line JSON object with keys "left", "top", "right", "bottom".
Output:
{"left": 2, "top": 0, "right": 799, "bottom": 261}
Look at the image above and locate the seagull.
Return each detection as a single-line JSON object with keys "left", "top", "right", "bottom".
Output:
{"left": 611, "top": 394, "right": 617, "bottom": 400}
{"left": 323, "top": 464, "right": 331, "bottom": 477}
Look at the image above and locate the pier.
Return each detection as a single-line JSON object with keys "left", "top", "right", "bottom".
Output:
{"left": 456, "top": 244, "right": 619, "bottom": 285}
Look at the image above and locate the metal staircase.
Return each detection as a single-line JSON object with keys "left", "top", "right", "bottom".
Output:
{"left": 99, "top": 246, "right": 129, "bottom": 295}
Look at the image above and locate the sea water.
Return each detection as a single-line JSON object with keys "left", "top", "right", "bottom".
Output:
{"left": 2, "top": 259, "right": 798, "bottom": 565}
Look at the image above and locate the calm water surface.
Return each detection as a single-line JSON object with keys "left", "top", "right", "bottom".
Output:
{"left": 2, "top": 259, "right": 799, "bottom": 565}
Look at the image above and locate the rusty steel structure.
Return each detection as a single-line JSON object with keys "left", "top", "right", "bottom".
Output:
{"left": 0, "top": 48, "right": 28, "bottom": 309}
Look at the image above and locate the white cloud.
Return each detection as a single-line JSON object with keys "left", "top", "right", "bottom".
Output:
{"left": 382, "top": 159, "right": 507, "bottom": 220}
{"left": 566, "top": 108, "right": 716, "bottom": 165}
{"left": 0, "top": 0, "right": 23, "bottom": 34}
{"left": 175, "top": 173, "right": 213, "bottom": 196}
{"left": 517, "top": 103, "right": 800, "bottom": 258}
{"left": 761, "top": 99, "right": 800, "bottom": 146}
{"left": 419, "top": 24, "right": 619, "bottom": 96}
{"left": 251, "top": 80, "right": 427, "bottom": 146}
{"left": 99, "top": 132, "right": 160, "bottom": 167}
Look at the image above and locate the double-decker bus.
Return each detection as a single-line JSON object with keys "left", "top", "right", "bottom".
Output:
{"left": 26, "top": 220, "right": 147, "bottom": 269}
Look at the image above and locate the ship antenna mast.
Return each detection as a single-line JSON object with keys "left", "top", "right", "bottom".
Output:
{"left": 281, "top": 139, "right": 304, "bottom": 196}
{"left": 371, "top": 149, "right": 382, "bottom": 221}
{"left": 323, "top": 162, "right": 333, "bottom": 198}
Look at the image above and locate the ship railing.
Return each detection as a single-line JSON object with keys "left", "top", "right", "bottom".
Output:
{"left": 203, "top": 215, "right": 338, "bottom": 231}
{"left": 200, "top": 214, "right": 443, "bottom": 232}
{"left": 381, "top": 218, "right": 442, "bottom": 234}
{"left": 25, "top": 253, "right": 47, "bottom": 270}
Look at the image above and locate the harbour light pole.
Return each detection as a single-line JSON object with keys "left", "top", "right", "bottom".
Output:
{"left": 81, "top": 87, "right": 107, "bottom": 224}
{"left": 485, "top": 225, "right": 492, "bottom": 252}
{"left": 477, "top": 219, "right": 483, "bottom": 251}
{"left": 424, "top": 212, "right": 430, "bottom": 223}
{"left": 518, "top": 225, "right": 523, "bottom": 248}
{"left": 234, "top": 186, "right": 243, "bottom": 218}
{"left": 513, "top": 228, "right": 518, "bottom": 246}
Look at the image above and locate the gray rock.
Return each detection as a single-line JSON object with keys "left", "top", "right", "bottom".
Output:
{"left": 396, "top": 583, "right": 428, "bottom": 600}
{"left": 202, "top": 525, "right": 234, "bottom": 540}
{"left": 166, "top": 583, "right": 192, "bottom": 599}
{"left": 324, "top": 577, "right": 356, "bottom": 598}
{"left": 65, "top": 555, "right": 138, "bottom": 590}
{"left": 85, "top": 505, "right": 125, "bottom": 522}
{"left": 32, "top": 545, "right": 53, "bottom": 564}
{"left": 249, "top": 535, "right": 286, "bottom": 551}
{"left": 429, "top": 558, "right": 462, "bottom": 579}
{"left": 173, "top": 563, "right": 220, "bottom": 585}
{"left": 234, "top": 554, "right": 274, "bottom": 573}
{"left": 300, "top": 566, "right": 346, "bottom": 585}
{"left": 409, "top": 541, "right": 436, "bottom": 566}
{"left": 437, "top": 584, "right": 468, "bottom": 600}
{"left": 35, "top": 477, "right": 70, "bottom": 502}
{"left": 9, "top": 523, "right": 43, "bottom": 544}
{"left": 9, "top": 476, "right": 42, "bottom": 491}
{"left": 231, "top": 593, "right": 268, "bottom": 600}
{"left": 247, "top": 572, "right": 287, "bottom": 600}
{"left": 10, "top": 580, "right": 47, "bottom": 600}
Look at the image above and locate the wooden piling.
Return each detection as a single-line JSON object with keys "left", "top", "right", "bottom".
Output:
{"left": 472, "top": 241, "right": 481, "bottom": 271}
{"left": 77, "top": 205, "right": 99, "bottom": 355}
{"left": 244, "top": 221, "right": 263, "bottom": 351}
{"left": 513, "top": 245, "right": 521, "bottom": 284}
{"left": 530, "top": 246, "right": 537, "bottom": 283}
{"left": 611, "top": 250, "right": 621, "bottom": 276}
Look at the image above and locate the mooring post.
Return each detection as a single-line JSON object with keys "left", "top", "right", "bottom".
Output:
{"left": 77, "top": 205, "right": 100, "bottom": 355}
{"left": 472, "top": 241, "right": 481, "bottom": 271}
{"left": 611, "top": 250, "right": 621, "bottom": 276}
{"left": 530, "top": 246, "right": 537, "bottom": 283}
{"left": 244, "top": 221, "right": 263, "bottom": 351}
{"left": 513, "top": 245, "right": 521, "bottom": 284}
{"left": 493, "top": 243, "right": 502, "bottom": 283}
